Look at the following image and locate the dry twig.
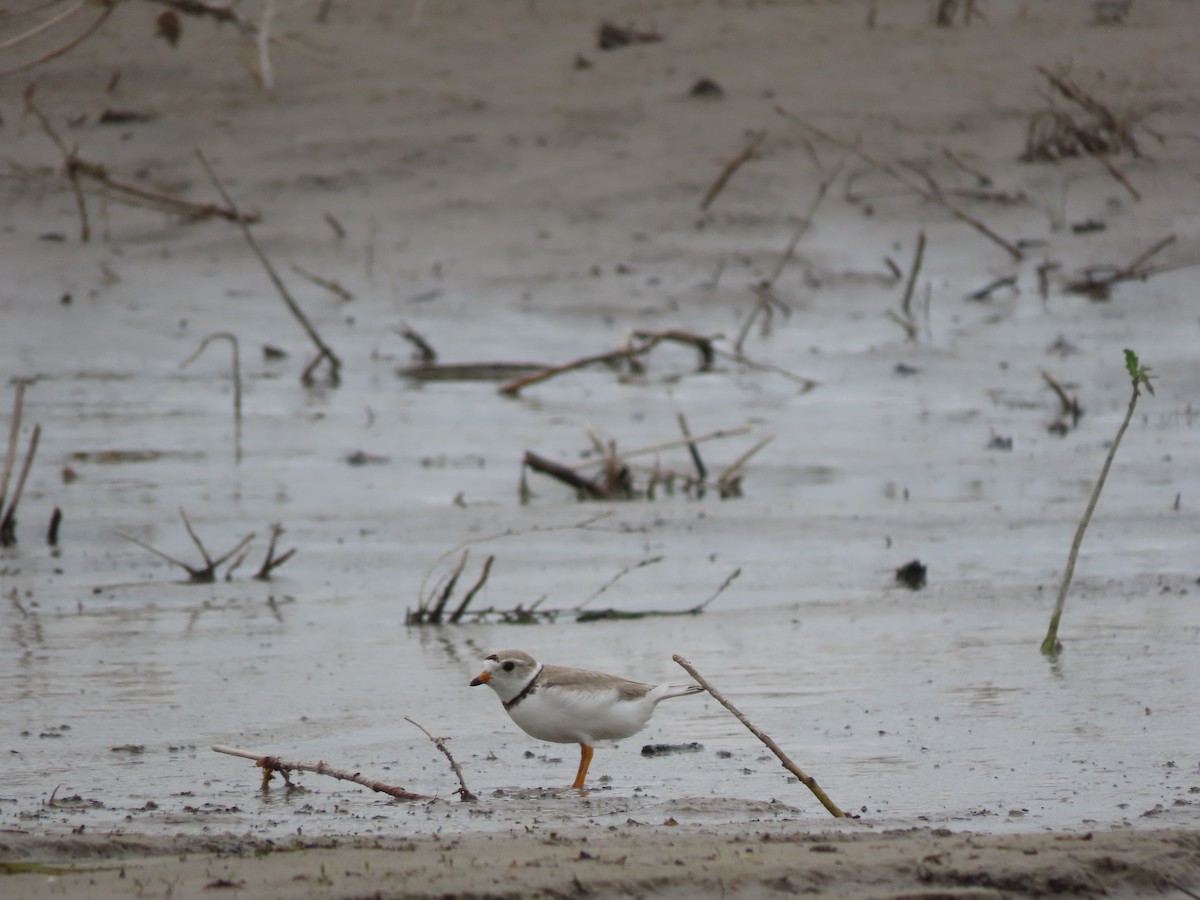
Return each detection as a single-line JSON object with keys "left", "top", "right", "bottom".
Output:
{"left": 254, "top": 523, "right": 297, "bottom": 580}
{"left": 1064, "top": 234, "right": 1176, "bottom": 300}
{"left": 181, "top": 332, "right": 242, "bottom": 462}
{"left": 117, "top": 508, "right": 254, "bottom": 583}
{"left": 700, "top": 129, "right": 767, "bottom": 211}
{"left": 195, "top": 149, "right": 341, "bottom": 385}
{"left": 777, "top": 106, "right": 1023, "bottom": 260}
{"left": 404, "top": 717, "right": 476, "bottom": 802}
{"left": 673, "top": 654, "right": 850, "bottom": 818}
{"left": 212, "top": 744, "right": 434, "bottom": 800}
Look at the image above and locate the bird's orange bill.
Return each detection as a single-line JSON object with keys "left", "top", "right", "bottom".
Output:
{"left": 470, "top": 671, "right": 490, "bottom": 686}
{"left": 572, "top": 742, "right": 594, "bottom": 790}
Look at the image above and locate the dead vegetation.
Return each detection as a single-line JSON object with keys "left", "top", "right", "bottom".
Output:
{"left": 116, "top": 508, "right": 296, "bottom": 583}
{"left": 0, "top": 382, "right": 43, "bottom": 547}
{"left": 520, "top": 419, "right": 772, "bottom": 503}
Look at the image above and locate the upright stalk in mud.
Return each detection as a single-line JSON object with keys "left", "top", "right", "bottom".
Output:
{"left": 1041, "top": 350, "right": 1154, "bottom": 657}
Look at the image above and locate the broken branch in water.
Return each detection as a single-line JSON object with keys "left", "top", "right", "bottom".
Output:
{"left": 404, "top": 717, "right": 477, "bottom": 802}
{"left": 0, "top": 382, "right": 29, "bottom": 530}
{"left": 116, "top": 508, "right": 254, "bottom": 583}
{"left": 699, "top": 128, "right": 767, "bottom": 211}
{"left": 211, "top": 744, "right": 435, "bottom": 801}
{"left": 498, "top": 329, "right": 716, "bottom": 397}
{"left": 181, "top": 332, "right": 242, "bottom": 463}
{"left": 254, "top": 523, "right": 297, "bottom": 580}
{"left": 409, "top": 550, "right": 494, "bottom": 624}
{"left": 448, "top": 554, "right": 494, "bottom": 624}
{"left": 1042, "top": 369, "right": 1083, "bottom": 435}
{"left": 886, "top": 230, "right": 926, "bottom": 340}
{"left": 1063, "top": 234, "right": 1177, "bottom": 300}
{"left": 577, "top": 567, "right": 740, "bottom": 622}
{"left": 776, "top": 105, "right": 1023, "bottom": 261}
{"left": 396, "top": 322, "right": 438, "bottom": 365}
{"left": 0, "top": 393, "right": 40, "bottom": 549}
{"left": 289, "top": 262, "right": 354, "bottom": 301}
{"left": 194, "top": 149, "right": 342, "bottom": 386}
{"left": 672, "top": 653, "right": 851, "bottom": 818}
{"left": 576, "top": 555, "right": 664, "bottom": 610}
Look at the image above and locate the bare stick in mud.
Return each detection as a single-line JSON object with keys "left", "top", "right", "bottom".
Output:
{"left": 498, "top": 330, "right": 715, "bottom": 397}
{"left": 887, "top": 231, "right": 926, "bottom": 340}
{"left": 211, "top": 744, "right": 435, "bottom": 801}
{"left": 522, "top": 451, "right": 606, "bottom": 499}
{"left": 194, "top": 149, "right": 342, "bottom": 385}
{"left": 1041, "top": 350, "right": 1154, "bottom": 657}
{"left": 181, "top": 332, "right": 242, "bottom": 462}
{"left": 117, "top": 508, "right": 254, "bottom": 583}
{"left": 677, "top": 413, "right": 706, "bottom": 482}
{"left": 448, "top": 554, "right": 494, "bottom": 624}
{"left": 254, "top": 523, "right": 297, "bottom": 580}
{"left": 1041, "top": 369, "right": 1083, "bottom": 431}
{"left": 775, "top": 106, "right": 1023, "bottom": 261}
{"left": 0, "top": 423, "right": 41, "bottom": 546}
{"left": 47, "top": 506, "right": 63, "bottom": 547}
{"left": 699, "top": 129, "right": 767, "bottom": 211}
{"left": 1064, "top": 234, "right": 1177, "bottom": 300}
{"left": 577, "top": 567, "right": 739, "bottom": 622}
{"left": 397, "top": 323, "right": 438, "bottom": 364}
{"left": 23, "top": 85, "right": 89, "bottom": 241}
{"left": 717, "top": 435, "right": 773, "bottom": 498}
{"left": 0, "top": 382, "right": 27, "bottom": 517}
{"left": 404, "top": 717, "right": 477, "bottom": 802}
{"left": 672, "top": 653, "right": 851, "bottom": 818}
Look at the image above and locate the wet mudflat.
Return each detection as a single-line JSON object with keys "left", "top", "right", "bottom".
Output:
{"left": 2, "top": 2, "right": 1200, "bottom": 897}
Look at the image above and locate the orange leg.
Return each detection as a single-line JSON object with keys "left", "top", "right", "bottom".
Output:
{"left": 571, "top": 743, "right": 594, "bottom": 790}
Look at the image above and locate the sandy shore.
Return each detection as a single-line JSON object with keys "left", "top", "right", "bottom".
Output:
{"left": 2, "top": 824, "right": 1198, "bottom": 899}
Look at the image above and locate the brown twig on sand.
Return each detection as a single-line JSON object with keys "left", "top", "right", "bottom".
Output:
{"left": 211, "top": 744, "right": 434, "bottom": 801}
{"left": 0, "top": 415, "right": 41, "bottom": 547}
{"left": 116, "top": 508, "right": 254, "bottom": 583}
{"left": 404, "top": 717, "right": 477, "bottom": 802}
{"left": 254, "top": 523, "right": 297, "bottom": 580}
{"left": 1063, "top": 234, "right": 1176, "bottom": 300}
{"left": 700, "top": 129, "right": 767, "bottom": 211}
{"left": 195, "top": 149, "right": 341, "bottom": 385}
{"left": 498, "top": 330, "right": 716, "bottom": 397}
{"left": 672, "top": 654, "right": 851, "bottom": 819}
{"left": 776, "top": 106, "right": 1023, "bottom": 261}
{"left": 0, "top": 2, "right": 116, "bottom": 80}
{"left": 181, "top": 332, "right": 242, "bottom": 462}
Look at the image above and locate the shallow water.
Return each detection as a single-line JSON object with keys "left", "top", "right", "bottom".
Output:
{"left": 3, "top": 252, "right": 1198, "bottom": 841}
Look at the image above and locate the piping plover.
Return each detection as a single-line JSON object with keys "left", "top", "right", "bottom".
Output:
{"left": 470, "top": 649, "right": 703, "bottom": 789}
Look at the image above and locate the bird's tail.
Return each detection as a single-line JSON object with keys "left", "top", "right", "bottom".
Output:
{"left": 654, "top": 682, "right": 704, "bottom": 701}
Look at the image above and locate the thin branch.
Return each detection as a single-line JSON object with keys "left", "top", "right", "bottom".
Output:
{"left": 0, "top": 0, "right": 90, "bottom": 54}
{"left": 576, "top": 555, "right": 664, "bottom": 610}
{"left": 289, "top": 263, "right": 354, "bottom": 301}
{"left": 776, "top": 106, "right": 1023, "bottom": 260}
{"left": 448, "top": 555, "right": 494, "bottom": 624}
{"left": 0, "top": 1, "right": 116, "bottom": 79}
{"left": 717, "top": 435, "right": 774, "bottom": 498}
{"left": 673, "top": 654, "right": 850, "bottom": 818}
{"left": 194, "top": 149, "right": 341, "bottom": 385}
{"left": 0, "top": 423, "right": 41, "bottom": 546}
{"left": 699, "top": 129, "right": 767, "bottom": 211}
{"left": 211, "top": 744, "right": 434, "bottom": 801}
{"left": 180, "top": 332, "right": 242, "bottom": 462}
{"left": 254, "top": 523, "right": 297, "bottom": 580}
{"left": 677, "top": 413, "right": 706, "bottom": 482}
{"left": 23, "top": 84, "right": 89, "bottom": 240}
{"left": 404, "top": 718, "right": 476, "bottom": 802}
{"left": 0, "top": 382, "right": 27, "bottom": 516}
{"left": 900, "top": 230, "right": 926, "bottom": 320}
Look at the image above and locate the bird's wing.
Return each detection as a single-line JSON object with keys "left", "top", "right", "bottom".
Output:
{"left": 539, "top": 665, "right": 653, "bottom": 701}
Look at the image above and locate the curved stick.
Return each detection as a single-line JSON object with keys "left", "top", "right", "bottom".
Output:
{"left": 181, "top": 332, "right": 242, "bottom": 462}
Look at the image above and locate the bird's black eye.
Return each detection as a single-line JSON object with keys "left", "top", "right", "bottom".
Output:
{"left": 502, "top": 661, "right": 515, "bottom": 672}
